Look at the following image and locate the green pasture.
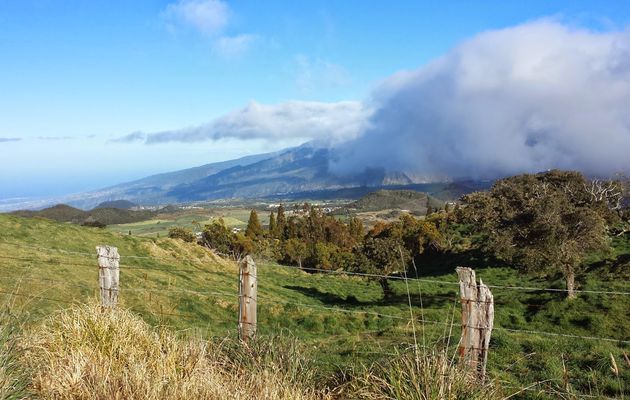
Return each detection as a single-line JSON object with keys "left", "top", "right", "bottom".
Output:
{"left": 0, "top": 214, "right": 628, "bottom": 398}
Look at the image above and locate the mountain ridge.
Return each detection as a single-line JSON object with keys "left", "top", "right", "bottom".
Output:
{"left": 1, "top": 143, "right": 488, "bottom": 211}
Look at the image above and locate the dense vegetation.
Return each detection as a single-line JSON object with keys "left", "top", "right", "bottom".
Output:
{"left": 199, "top": 171, "right": 628, "bottom": 300}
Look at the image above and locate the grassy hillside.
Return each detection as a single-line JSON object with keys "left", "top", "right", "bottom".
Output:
{"left": 10, "top": 203, "right": 158, "bottom": 225}
{"left": 349, "top": 190, "right": 444, "bottom": 215}
{"left": 94, "top": 199, "right": 138, "bottom": 209}
{"left": 107, "top": 208, "right": 270, "bottom": 237}
{"left": 1, "top": 214, "right": 629, "bottom": 398}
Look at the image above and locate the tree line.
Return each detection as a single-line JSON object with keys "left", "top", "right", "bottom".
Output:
{"left": 171, "top": 170, "right": 629, "bottom": 299}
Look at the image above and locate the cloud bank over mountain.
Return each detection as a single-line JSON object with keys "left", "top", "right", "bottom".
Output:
{"left": 331, "top": 20, "right": 630, "bottom": 179}
{"left": 119, "top": 20, "right": 630, "bottom": 179}
{"left": 117, "top": 100, "right": 372, "bottom": 145}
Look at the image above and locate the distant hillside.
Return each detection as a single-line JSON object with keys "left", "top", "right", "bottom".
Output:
{"left": 94, "top": 200, "right": 138, "bottom": 210}
{"left": 11, "top": 204, "right": 87, "bottom": 223}
{"left": 265, "top": 181, "right": 492, "bottom": 202}
{"left": 349, "top": 190, "right": 444, "bottom": 215}
{"left": 11, "top": 204, "right": 158, "bottom": 225}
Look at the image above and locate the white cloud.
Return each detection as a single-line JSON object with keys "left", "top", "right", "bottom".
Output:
{"left": 163, "top": 0, "right": 259, "bottom": 57}
{"left": 213, "top": 34, "right": 258, "bottom": 58}
{"left": 331, "top": 20, "right": 630, "bottom": 179}
{"left": 141, "top": 100, "right": 372, "bottom": 145}
{"left": 164, "top": 0, "right": 229, "bottom": 36}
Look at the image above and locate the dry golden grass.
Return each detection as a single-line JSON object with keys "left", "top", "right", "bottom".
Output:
{"left": 343, "top": 347, "right": 502, "bottom": 400}
{"left": 21, "top": 304, "right": 330, "bottom": 400}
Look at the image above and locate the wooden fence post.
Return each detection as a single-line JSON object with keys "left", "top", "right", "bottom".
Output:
{"left": 238, "top": 255, "right": 257, "bottom": 342}
{"left": 97, "top": 245, "right": 120, "bottom": 308}
{"left": 456, "top": 267, "right": 494, "bottom": 381}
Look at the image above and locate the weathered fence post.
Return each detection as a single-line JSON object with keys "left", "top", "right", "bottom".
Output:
{"left": 97, "top": 245, "right": 120, "bottom": 308}
{"left": 238, "top": 255, "right": 257, "bottom": 342}
{"left": 456, "top": 267, "right": 494, "bottom": 381}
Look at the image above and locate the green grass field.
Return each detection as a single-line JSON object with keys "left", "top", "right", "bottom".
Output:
{"left": 1, "top": 213, "right": 629, "bottom": 398}
{"left": 107, "top": 208, "right": 271, "bottom": 237}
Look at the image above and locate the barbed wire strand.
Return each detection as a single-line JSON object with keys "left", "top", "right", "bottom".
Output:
{"left": 258, "top": 295, "right": 630, "bottom": 345}
{"left": 3, "top": 240, "right": 630, "bottom": 296}
{"left": 270, "top": 264, "right": 630, "bottom": 296}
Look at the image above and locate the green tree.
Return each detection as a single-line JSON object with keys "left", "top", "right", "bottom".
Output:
{"left": 275, "top": 204, "right": 287, "bottom": 239}
{"left": 268, "top": 212, "right": 276, "bottom": 236}
{"left": 311, "top": 242, "right": 338, "bottom": 270}
{"left": 232, "top": 233, "right": 255, "bottom": 261}
{"left": 245, "top": 209, "right": 263, "bottom": 240}
{"left": 461, "top": 170, "right": 612, "bottom": 299}
{"left": 284, "top": 238, "right": 308, "bottom": 269}
{"left": 356, "top": 236, "right": 409, "bottom": 298}
{"left": 348, "top": 217, "right": 364, "bottom": 243}
{"left": 202, "top": 219, "right": 234, "bottom": 255}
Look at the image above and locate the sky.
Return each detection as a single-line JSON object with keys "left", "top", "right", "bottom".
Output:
{"left": 1, "top": 0, "right": 630, "bottom": 200}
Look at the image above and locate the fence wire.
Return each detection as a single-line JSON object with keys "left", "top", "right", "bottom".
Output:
{"left": 1, "top": 241, "right": 629, "bottom": 347}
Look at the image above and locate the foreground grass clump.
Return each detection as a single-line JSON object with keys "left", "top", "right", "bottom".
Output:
{"left": 344, "top": 348, "right": 502, "bottom": 400}
{"left": 22, "top": 304, "right": 329, "bottom": 400}
{"left": 0, "top": 311, "right": 29, "bottom": 400}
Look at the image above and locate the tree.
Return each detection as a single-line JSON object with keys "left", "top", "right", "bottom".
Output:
{"left": 275, "top": 204, "right": 287, "bottom": 239}
{"left": 356, "top": 236, "right": 409, "bottom": 298}
{"left": 461, "top": 170, "right": 611, "bottom": 299}
{"left": 202, "top": 219, "right": 234, "bottom": 256}
{"left": 348, "top": 217, "right": 364, "bottom": 244}
{"left": 283, "top": 238, "right": 308, "bottom": 269}
{"left": 245, "top": 209, "right": 263, "bottom": 240}
{"left": 312, "top": 242, "right": 336, "bottom": 270}
{"left": 268, "top": 212, "right": 276, "bottom": 236}
{"left": 232, "top": 233, "right": 255, "bottom": 261}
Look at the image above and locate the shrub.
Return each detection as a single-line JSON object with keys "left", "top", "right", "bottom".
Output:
{"left": 168, "top": 227, "right": 196, "bottom": 243}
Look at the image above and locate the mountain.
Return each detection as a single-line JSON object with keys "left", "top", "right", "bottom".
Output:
{"left": 1, "top": 143, "right": 489, "bottom": 211}
{"left": 51, "top": 144, "right": 417, "bottom": 209}
{"left": 39, "top": 151, "right": 281, "bottom": 210}
{"left": 164, "top": 145, "right": 414, "bottom": 201}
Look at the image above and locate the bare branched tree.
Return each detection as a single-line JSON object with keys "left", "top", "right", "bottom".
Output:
{"left": 585, "top": 179, "right": 623, "bottom": 211}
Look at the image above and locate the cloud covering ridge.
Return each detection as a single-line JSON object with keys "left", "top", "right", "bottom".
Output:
{"left": 332, "top": 20, "right": 630, "bottom": 178}
{"left": 118, "top": 20, "right": 630, "bottom": 179}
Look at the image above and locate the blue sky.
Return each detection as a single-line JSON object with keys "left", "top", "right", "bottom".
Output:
{"left": 1, "top": 0, "right": 629, "bottom": 199}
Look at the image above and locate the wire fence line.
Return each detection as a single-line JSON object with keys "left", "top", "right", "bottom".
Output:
{"left": 3, "top": 240, "right": 630, "bottom": 296}
{"left": 271, "top": 264, "right": 630, "bottom": 296}
{"left": 1, "top": 240, "right": 630, "bottom": 347}
{"left": 2, "top": 276, "right": 629, "bottom": 346}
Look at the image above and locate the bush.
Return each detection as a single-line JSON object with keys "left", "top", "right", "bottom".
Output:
{"left": 81, "top": 217, "right": 106, "bottom": 228}
{"left": 21, "top": 304, "right": 329, "bottom": 400}
{"left": 168, "top": 227, "right": 196, "bottom": 243}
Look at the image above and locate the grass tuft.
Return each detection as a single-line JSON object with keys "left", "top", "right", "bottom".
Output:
{"left": 343, "top": 346, "right": 502, "bottom": 400}
{"left": 0, "top": 307, "right": 30, "bottom": 400}
{"left": 21, "top": 303, "right": 330, "bottom": 400}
